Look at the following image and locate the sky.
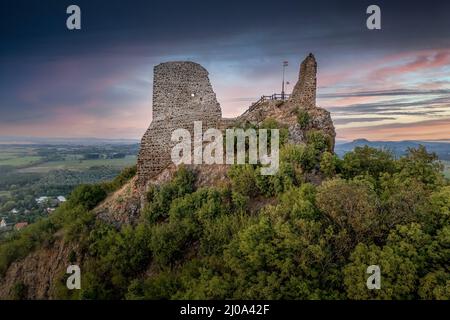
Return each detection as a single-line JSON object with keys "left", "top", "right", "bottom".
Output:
{"left": 0, "top": 0, "right": 449, "bottom": 141}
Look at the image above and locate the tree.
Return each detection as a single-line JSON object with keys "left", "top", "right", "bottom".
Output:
{"left": 343, "top": 243, "right": 418, "bottom": 299}
{"left": 222, "top": 213, "right": 340, "bottom": 299}
{"left": 316, "top": 178, "right": 381, "bottom": 243}
{"left": 341, "top": 146, "right": 394, "bottom": 180}
{"left": 396, "top": 145, "right": 444, "bottom": 188}
{"left": 68, "top": 185, "right": 107, "bottom": 210}
{"left": 320, "top": 151, "right": 340, "bottom": 178}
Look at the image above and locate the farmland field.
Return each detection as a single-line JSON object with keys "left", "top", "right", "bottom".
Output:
{"left": 0, "top": 146, "right": 44, "bottom": 167}
{"left": 0, "top": 156, "right": 43, "bottom": 167}
{"left": 19, "top": 155, "right": 137, "bottom": 173}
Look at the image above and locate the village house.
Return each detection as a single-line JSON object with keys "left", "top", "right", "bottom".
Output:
{"left": 35, "top": 196, "right": 50, "bottom": 204}
{"left": 14, "top": 222, "right": 28, "bottom": 231}
{"left": 46, "top": 207, "right": 56, "bottom": 214}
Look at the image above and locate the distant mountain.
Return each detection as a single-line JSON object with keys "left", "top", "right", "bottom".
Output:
{"left": 335, "top": 139, "right": 450, "bottom": 160}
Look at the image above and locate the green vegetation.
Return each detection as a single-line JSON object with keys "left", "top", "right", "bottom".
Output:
{"left": 0, "top": 156, "right": 43, "bottom": 167}
{"left": 19, "top": 156, "right": 136, "bottom": 173}
{"left": 443, "top": 160, "right": 450, "bottom": 179}
{"left": 0, "top": 135, "right": 449, "bottom": 300}
{"left": 296, "top": 108, "right": 311, "bottom": 129}
{"left": 0, "top": 165, "right": 136, "bottom": 277}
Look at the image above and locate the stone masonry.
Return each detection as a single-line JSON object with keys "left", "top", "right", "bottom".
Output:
{"left": 289, "top": 53, "right": 317, "bottom": 108}
{"left": 137, "top": 62, "right": 222, "bottom": 187}
{"left": 137, "top": 54, "right": 335, "bottom": 189}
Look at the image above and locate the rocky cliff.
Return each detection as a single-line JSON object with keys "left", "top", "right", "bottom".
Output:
{"left": 98, "top": 53, "right": 335, "bottom": 226}
{"left": 0, "top": 53, "right": 335, "bottom": 299}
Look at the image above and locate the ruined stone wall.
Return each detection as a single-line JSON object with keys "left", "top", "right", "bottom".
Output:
{"left": 137, "top": 62, "right": 222, "bottom": 187}
{"left": 238, "top": 54, "right": 335, "bottom": 150}
{"left": 289, "top": 53, "right": 317, "bottom": 108}
{"left": 137, "top": 54, "right": 335, "bottom": 189}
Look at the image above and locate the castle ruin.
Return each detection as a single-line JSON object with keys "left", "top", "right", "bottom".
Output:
{"left": 137, "top": 54, "right": 335, "bottom": 189}
{"left": 137, "top": 62, "right": 222, "bottom": 187}
{"left": 289, "top": 53, "right": 317, "bottom": 108}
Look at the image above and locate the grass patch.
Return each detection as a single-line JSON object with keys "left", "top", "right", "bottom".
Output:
{"left": 0, "top": 156, "right": 43, "bottom": 167}
{"left": 19, "top": 156, "right": 137, "bottom": 173}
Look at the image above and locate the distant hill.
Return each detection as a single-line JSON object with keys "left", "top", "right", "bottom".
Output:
{"left": 335, "top": 139, "right": 450, "bottom": 160}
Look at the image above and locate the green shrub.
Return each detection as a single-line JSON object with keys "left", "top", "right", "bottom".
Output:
{"left": 171, "top": 165, "right": 196, "bottom": 195}
{"left": 169, "top": 188, "right": 212, "bottom": 221}
{"left": 296, "top": 109, "right": 310, "bottom": 129}
{"left": 306, "top": 130, "right": 332, "bottom": 153}
{"left": 277, "top": 185, "right": 318, "bottom": 220}
{"left": 200, "top": 213, "right": 256, "bottom": 256}
{"left": 143, "top": 166, "right": 196, "bottom": 223}
{"left": 150, "top": 218, "right": 199, "bottom": 267}
{"left": 231, "top": 191, "right": 249, "bottom": 212}
{"left": 228, "top": 164, "right": 258, "bottom": 197}
{"left": 68, "top": 184, "right": 107, "bottom": 210}
{"left": 126, "top": 273, "right": 179, "bottom": 300}
{"left": 259, "top": 118, "right": 289, "bottom": 146}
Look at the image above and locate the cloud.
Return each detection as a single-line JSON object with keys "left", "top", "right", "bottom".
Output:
{"left": 1, "top": 1, "right": 450, "bottom": 140}
{"left": 370, "top": 51, "right": 450, "bottom": 81}
{"left": 333, "top": 117, "right": 396, "bottom": 125}
{"left": 328, "top": 99, "right": 450, "bottom": 115}
{"left": 319, "top": 88, "right": 450, "bottom": 99}
{"left": 337, "top": 118, "right": 450, "bottom": 141}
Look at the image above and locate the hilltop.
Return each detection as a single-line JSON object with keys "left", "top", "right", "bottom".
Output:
{"left": 0, "top": 54, "right": 448, "bottom": 300}
{"left": 336, "top": 139, "right": 450, "bottom": 160}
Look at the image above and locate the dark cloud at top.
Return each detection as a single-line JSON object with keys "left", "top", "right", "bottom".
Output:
{"left": 1, "top": 0, "right": 449, "bottom": 139}
{"left": 2, "top": 0, "right": 450, "bottom": 59}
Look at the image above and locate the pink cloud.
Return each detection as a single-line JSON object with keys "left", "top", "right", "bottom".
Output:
{"left": 338, "top": 118, "right": 450, "bottom": 141}
{"left": 370, "top": 50, "right": 450, "bottom": 81}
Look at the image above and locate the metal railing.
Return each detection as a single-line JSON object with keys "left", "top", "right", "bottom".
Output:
{"left": 241, "top": 93, "right": 291, "bottom": 117}
{"left": 260, "top": 93, "right": 291, "bottom": 101}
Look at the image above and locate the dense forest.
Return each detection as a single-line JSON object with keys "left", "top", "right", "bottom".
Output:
{"left": 0, "top": 131, "right": 449, "bottom": 299}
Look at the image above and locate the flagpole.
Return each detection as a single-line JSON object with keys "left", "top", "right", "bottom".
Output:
{"left": 281, "top": 61, "right": 288, "bottom": 100}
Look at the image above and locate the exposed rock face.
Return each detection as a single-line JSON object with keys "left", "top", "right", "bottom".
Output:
{"left": 137, "top": 62, "right": 222, "bottom": 188}
{"left": 94, "top": 176, "right": 141, "bottom": 227}
{"left": 0, "top": 239, "right": 80, "bottom": 299}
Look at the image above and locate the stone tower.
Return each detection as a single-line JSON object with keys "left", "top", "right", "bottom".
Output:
{"left": 289, "top": 53, "right": 317, "bottom": 108}
{"left": 137, "top": 61, "right": 222, "bottom": 187}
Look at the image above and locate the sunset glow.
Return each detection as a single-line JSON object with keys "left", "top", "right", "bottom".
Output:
{"left": 1, "top": 0, "right": 449, "bottom": 141}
